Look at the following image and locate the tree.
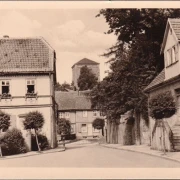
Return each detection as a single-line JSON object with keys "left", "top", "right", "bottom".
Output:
{"left": 149, "top": 91, "right": 176, "bottom": 152}
{"left": 57, "top": 118, "right": 71, "bottom": 150}
{"left": 0, "top": 111, "right": 10, "bottom": 157}
{"left": 90, "top": 9, "right": 180, "bottom": 144}
{"left": 92, "top": 118, "right": 105, "bottom": 136}
{"left": 57, "top": 118, "right": 71, "bottom": 135}
{"left": 55, "top": 81, "right": 74, "bottom": 91}
{"left": 23, "top": 111, "right": 45, "bottom": 152}
{"left": 77, "top": 65, "right": 98, "bottom": 90}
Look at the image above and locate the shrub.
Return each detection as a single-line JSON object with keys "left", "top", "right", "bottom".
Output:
{"left": 31, "top": 134, "right": 50, "bottom": 151}
{"left": 149, "top": 91, "right": 176, "bottom": 120}
{"left": 1, "top": 128, "right": 27, "bottom": 156}
{"left": 57, "top": 118, "right": 71, "bottom": 135}
{"left": 61, "top": 134, "right": 76, "bottom": 141}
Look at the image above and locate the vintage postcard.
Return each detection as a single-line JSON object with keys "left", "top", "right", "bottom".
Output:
{"left": 0, "top": 1, "right": 179, "bottom": 179}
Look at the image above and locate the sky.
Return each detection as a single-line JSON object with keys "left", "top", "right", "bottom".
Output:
{"left": 0, "top": 9, "right": 117, "bottom": 83}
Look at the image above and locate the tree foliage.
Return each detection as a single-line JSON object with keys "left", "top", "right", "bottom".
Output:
{"left": 91, "top": 9, "right": 180, "bottom": 122}
{"left": 55, "top": 82, "right": 74, "bottom": 91}
{"left": 24, "top": 111, "right": 44, "bottom": 130}
{"left": 92, "top": 118, "right": 105, "bottom": 130}
{"left": 77, "top": 65, "right": 98, "bottom": 91}
{"left": 149, "top": 91, "right": 176, "bottom": 119}
{"left": 0, "top": 111, "right": 10, "bottom": 132}
{"left": 24, "top": 111, "right": 45, "bottom": 151}
{"left": 57, "top": 118, "right": 71, "bottom": 135}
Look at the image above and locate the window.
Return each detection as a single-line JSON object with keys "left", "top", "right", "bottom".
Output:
{"left": 26, "top": 79, "right": 35, "bottom": 93}
{"left": 59, "top": 112, "right": 64, "bottom": 118}
{"left": 81, "top": 124, "right": 87, "bottom": 132}
{"left": 83, "top": 111, "right": 87, "bottom": 117}
{"left": 1, "top": 80, "right": 10, "bottom": 94}
{"left": 166, "top": 45, "right": 179, "bottom": 67}
{"left": 65, "top": 112, "right": 70, "bottom": 119}
{"left": 93, "top": 110, "right": 98, "bottom": 117}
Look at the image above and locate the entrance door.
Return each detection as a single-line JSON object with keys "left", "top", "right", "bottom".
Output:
{"left": 87, "top": 124, "right": 93, "bottom": 136}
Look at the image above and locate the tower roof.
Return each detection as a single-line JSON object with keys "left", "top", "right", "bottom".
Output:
{"left": 72, "top": 58, "right": 99, "bottom": 68}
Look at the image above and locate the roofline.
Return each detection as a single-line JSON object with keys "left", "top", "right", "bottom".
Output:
{"left": 144, "top": 73, "right": 180, "bottom": 93}
{"left": 57, "top": 109, "right": 98, "bottom": 111}
{"left": 160, "top": 18, "right": 179, "bottom": 54}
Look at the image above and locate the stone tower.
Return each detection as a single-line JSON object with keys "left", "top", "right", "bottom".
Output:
{"left": 72, "top": 58, "right": 100, "bottom": 89}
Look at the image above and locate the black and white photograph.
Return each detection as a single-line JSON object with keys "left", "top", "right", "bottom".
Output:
{"left": 0, "top": 1, "right": 180, "bottom": 179}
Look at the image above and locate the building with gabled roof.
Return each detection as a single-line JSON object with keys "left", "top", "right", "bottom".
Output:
{"left": 145, "top": 18, "right": 180, "bottom": 151}
{"left": 72, "top": 58, "right": 100, "bottom": 89}
{"left": 0, "top": 36, "right": 57, "bottom": 150}
{"left": 55, "top": 91, "right": 103, "bottom": 139}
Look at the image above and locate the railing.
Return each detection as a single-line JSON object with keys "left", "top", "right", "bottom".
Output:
{"left": 0, "top": 93, "right": 12, "bottom": 101}
{"left": 25, "top": 92, "right": 38, "bottom": 100}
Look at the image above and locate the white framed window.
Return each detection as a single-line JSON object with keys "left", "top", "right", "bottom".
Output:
{"left": 81, "top": 124, "right": 87, "bottom": 132}
{"left": 172, "top": 46, "right": 176, "bottom": 63}
{"left": 59, "top": 112, "right": 64, "bottom": 118}
{"left": 26, "top": 79, "right": 36, "bottom": 93}
{"left": 93, "top": 110, "right": 98, "bottom": 117}
{"left": 83, "top": 111, "right": 87, "bottom": 117}
{"left": 175, "top": 44, "right": 179, "bottom": 62}
{"left": 65, "top": 112, "right": 70, "bottom": 119}
{"left": 1, "top": 80, "right": 10, "bottom": 94}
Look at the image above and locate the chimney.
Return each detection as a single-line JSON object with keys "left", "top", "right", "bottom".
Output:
{"left": 3, "top": 35, "right": 9, "bottom": 38}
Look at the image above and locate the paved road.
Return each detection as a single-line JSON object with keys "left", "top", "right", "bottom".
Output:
{"left": 0, "top": 142, "right": 180, "bottom": 167}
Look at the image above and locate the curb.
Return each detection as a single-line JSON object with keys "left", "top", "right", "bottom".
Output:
{"left": 100, "top": 144, "right": 180, "bottom": 164}
{"left": 0, "top": 148, "right": 65, "bottom": 160}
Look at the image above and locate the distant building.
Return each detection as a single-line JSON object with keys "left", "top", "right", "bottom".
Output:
{"left": 55, "top": 91, "right": 103, "bottom": 139}
{"left": 72, "top": 58, "right": 100, "bottom": 89}
{"left": 0, "top": 36, "right": 57, "bottom": 150}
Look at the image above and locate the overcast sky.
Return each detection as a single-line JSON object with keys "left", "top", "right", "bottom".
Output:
{"left": 0, "top": 9, "right": 116, "bottom": 83}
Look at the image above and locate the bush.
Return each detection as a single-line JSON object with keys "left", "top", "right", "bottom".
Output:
{"left": 31, "top": 134, "right": 50, "bottom": 151}
{"left": 149, "top": 91, "right": 176, "bottom": 119}
{"left": 61, "top": 134, "right": 76, "bottom": 141}
{"left": 1, "top": 128, "right": 27, "bottom": 156}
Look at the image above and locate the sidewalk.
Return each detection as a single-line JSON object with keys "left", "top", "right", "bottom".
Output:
{"left": 0, "top": 146, "right": 65, "bottom": 160}
{"left": 100, "top": 143, "right": 180, "bottom": 163}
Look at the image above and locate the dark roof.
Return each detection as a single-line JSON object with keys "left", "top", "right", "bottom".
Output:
{"left": 0, "top": 37, "right": 54, "bottom": 73}
{"left": 144, "top": 69, "right": 165, "bottom": 92}
{"left": 55, "top": 91, "right": 92, "bottom": 110}
{"left": 169, "top": 18, "right": 180, "bottom": 40}
{"left": 72, "top": 58, "right": 99, "bottom": 68}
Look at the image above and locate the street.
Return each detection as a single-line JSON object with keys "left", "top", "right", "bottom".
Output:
{"left": 0, "top": 141, "right": 180, "bottom": 167}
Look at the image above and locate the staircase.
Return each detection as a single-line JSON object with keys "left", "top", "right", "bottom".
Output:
{"left": 172, "top": 120, "right": 180, "bottom": 151}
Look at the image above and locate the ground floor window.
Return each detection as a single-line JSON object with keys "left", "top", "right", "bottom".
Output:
{"left": 81, "top": 124, "right": 87, "bottom": 132}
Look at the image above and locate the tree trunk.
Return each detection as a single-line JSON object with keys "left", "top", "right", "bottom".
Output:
{"left": 0, "top": 131, "right": 3, "bottom": 157}
{"left": 35, "top": 129, "right": 41, "bottom": 152}
{"left": 102, "top": 127, "right": 104, "bottom": 136}
{"left": 107, "top": 121, "right": 110, "bottom": 143}
{"left": 134, "top": 110, "right": 141, "bottom": 145}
